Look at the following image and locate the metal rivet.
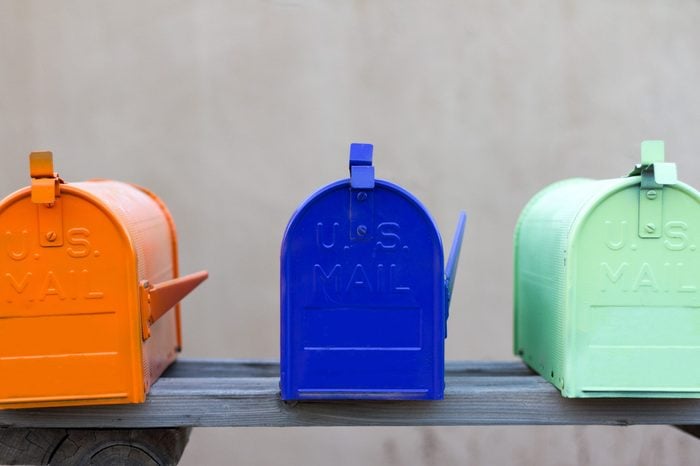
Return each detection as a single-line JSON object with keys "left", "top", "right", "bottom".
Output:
{"left": 45, "top": 231, "right": 57, "bottom": 242}
{"left": 357, "top": 225, "right": 367, "bottom": 236}
{"left": 646, "top": 190, "right": 657, "bottom": 200}
{"left": 645, "top": 223, "right": 656, "bottom": 233}
{"left": 357, "top": 192, "right": 367, "bottom": 201}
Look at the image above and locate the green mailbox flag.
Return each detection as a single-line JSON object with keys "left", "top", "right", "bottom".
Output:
{"left": 514, "top": 141, "right": 700, "bottom": 398}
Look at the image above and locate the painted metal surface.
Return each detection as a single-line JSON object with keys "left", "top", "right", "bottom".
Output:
{"left": 0, "top": 152, "right": 208, "bottom": 409}
{"left": 281, "top": 143, "right": 466, "bottom": 400}
{"left": 514, "top": 141, "right": 700, "bottom": 398}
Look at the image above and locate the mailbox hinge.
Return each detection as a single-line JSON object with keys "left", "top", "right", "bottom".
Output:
{"left": 349, "top": 143, "right": 375, "bottom": 242}
{"left": 628, "top": 141, "right": 677, "bottom": 239}
{"left": 30, "top": 151, "right": 65, "bottom": 247}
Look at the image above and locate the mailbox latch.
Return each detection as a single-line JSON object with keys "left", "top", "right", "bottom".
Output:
{"left": 349, "top": 143, "right": 375, "bottom": 241}
{"left": 628, "top": 141, "right": 677, "bottom": 239}
{"left": 30, "top": 151, "right": 65, "bottom": 247}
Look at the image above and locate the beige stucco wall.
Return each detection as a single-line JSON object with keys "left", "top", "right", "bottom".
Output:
{"left": 2, "top": 1, "right": 700, "bottom": 464}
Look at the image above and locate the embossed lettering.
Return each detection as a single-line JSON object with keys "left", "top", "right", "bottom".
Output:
{"left": 662, "top": 262, "right": 672, "bottom": 292}
{"left": 5, "top": 272, "right": 32, "bottom": 302}
{"left": 601, "top": 261, "right": 696, "bottom": 294}
{"left": 5, "top": 230, "right": 29, "bottom": 261}
{"left": 376, "top": 264, "right": 386, "bottom": 292}
{"left": 313, "top": 262, "right": 415, "bottom": 301}
{"left": 600, "top": 262, "right": 629, "bottom": 291}
{"left": 664, "top": 221, "right": 688, "bottom": 251}
{"left": 677, "top": 262, "right": 697, "bottom": 293}
{"left": 314, "top": 264, "right": 341, "bottom": 294}
{"left": 38, "top": 271, "right": 66, "bottom": 301}
{"left": 604, "top": 221, "right": 626, "bottom": 251}
{"left": 67, "top": 228, "right": 91, "bottom": 258}
{"left": 82, "top": 269, "right": 104, "bottom": 299}
{"left": 633, "top": 262, "right": 659, "bottom": 292}
{"left": 376, "top": 222, "right": 401, "bottom": 249}
{"left": 390, "top": 264, "right": 410, "bottom": 291}
{"left": 316, "top": 222, "right": 339, "bottom": 249}
{"left": 68, "top": 269, "right": 79, "bottom": 300}
{"left": 346, "top": 264, "right": 372, "bottom": 292}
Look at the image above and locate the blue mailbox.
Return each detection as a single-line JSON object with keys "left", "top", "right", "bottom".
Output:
{"left": 281, "top": 143, "right": 466, "bottom": 400}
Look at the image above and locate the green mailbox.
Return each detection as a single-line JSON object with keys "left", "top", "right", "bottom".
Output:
{"left": 514, "top": 141, "right": 700, "bottom": 398}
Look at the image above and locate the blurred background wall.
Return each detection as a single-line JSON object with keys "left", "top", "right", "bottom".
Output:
{"left": 2, "top": 1, "right": 700, "bottom": 464}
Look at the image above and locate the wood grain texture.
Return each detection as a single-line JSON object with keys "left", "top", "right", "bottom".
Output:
{"left": 0, "top": 428, "right": 190, "bottom": 465}
{"left": 0, "top": 428, "right": 66, "bottom": 465}
{"left": 49, "top": 428, "right": 191, "bottom": 466}
{"left": 1, "top": 360, "right": 700, "bottom": 429}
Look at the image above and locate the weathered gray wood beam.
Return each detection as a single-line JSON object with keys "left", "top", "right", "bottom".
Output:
{"left": 1, "top": 360, "right": 700, "bottom": 429}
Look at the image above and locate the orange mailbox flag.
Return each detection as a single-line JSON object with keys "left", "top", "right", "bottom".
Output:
{"left": 0, "top": 151, "right": 208, "bottom": 409}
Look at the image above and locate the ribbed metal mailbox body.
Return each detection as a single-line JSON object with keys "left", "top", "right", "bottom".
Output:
{"left": 281, "top": 144, "right": 465, "bottom": 400}
{"left": 0, "top": 152, "right": 207, "bottom": 409}
{"left": 514, "top": 141, "right": 700, "bottom": 398}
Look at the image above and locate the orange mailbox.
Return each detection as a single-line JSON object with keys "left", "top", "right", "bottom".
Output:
{"left": 0, "top": 151, "right": 208, "bottom": 409}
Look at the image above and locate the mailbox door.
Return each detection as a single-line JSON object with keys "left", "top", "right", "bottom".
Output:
{"left": 281, "top": 180, "right": 445, "bottom": 400}
{"left": 572, "top": 182, "right": 700, "bottom": 397}
{"left": 0, "top": 189, "right": 141, "bottom": 408}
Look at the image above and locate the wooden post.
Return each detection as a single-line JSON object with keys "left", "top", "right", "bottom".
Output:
{"left": 0, "top": 427, "right": 191, "bottom": 465}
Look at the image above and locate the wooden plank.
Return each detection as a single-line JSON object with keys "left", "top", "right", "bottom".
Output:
{"left": 161, "top": 359, "right": 280, "bottom": 378}
{"left": 161, "top": 360, "right": 533, "bottom": 378}
{"left": 1, "top": 360, "right": 700, "bottom": 429}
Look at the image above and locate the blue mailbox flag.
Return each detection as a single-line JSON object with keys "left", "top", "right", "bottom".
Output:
{"left": 281, "top": 143, "right": 466, "bottom": 400}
